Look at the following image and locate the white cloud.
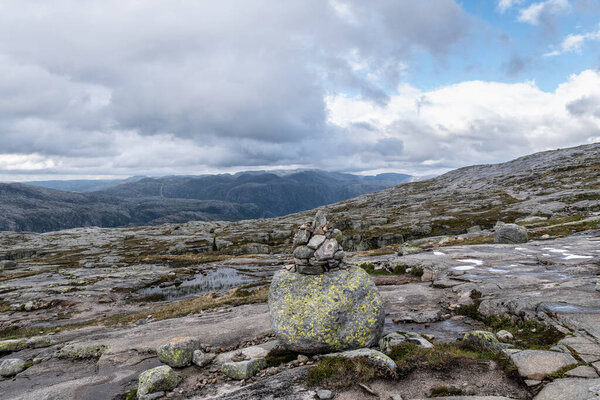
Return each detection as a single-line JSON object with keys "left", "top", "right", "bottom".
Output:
{"left": 518, "top": 0, "right": 570, "bottom": 25}
{"left": 497, "top": 0, "right": 525, "bottom": 13}
{"left": 545, "top": 27, "right": 600, "bottom": 56}
{"left": 326, "top": 69, "right": 600, "bottom": 175}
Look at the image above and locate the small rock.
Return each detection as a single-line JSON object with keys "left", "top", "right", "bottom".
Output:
{"left": 389, "top": 395, "right": 403, "bottom": 400}
{"left": 0, "top": 260, "right": 17, "bottom": 269}
{"left": 297, "top": 354, "right": 309, "bottom": 363}
{"left": 496, "top": 330, "right": 513, "bottom": 341}
{"left": 157, "top": 337, "right": 203, "bottom": 368}
{"left": 26, "top": 336, "right": 54, "bottom": 349}
{"left": 379, "top": 331, "right": 433, "bottom": 354}
{"left": 138, "top": 365, "right": 180, "bottom": 398}
{"left": 524, "top": 379, "right": 541, "bottom": 387}
{"left": 316, "top": 389, "right": 333, "bottom": 399}
{"left": 467, "top": 225, "right": 482, "bottom": 233}
{"left": 314, "top": 239, "right": 338, "bottom": 260}
{"left": 400, "top": 246, "right": 422, "bottom": 256}
{"left": 395, "top": 310, "right": 442, "bottom": 324}
{"left": 221, "top": 358, "right": 267, "bottom": 380}
{"left": 307, "top": 235, "right": 326, "bottom": 250}
{"left": 494, "top": 223, "right": 528, "bottom": 244}
{"left": 192, "top": 350, "right": 216, "bottom": 367}
{"left": 0, "top": 358, "right": 26, "bottom": 377}
{"left": 139, "top": 392, "right": 165, "bottom": 400}
{"left": 293, "top": 246, "right": 315, "bottom": 260}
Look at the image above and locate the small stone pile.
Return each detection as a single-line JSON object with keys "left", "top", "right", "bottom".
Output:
{"left": 290, "top": 211, "right": 346, "bottom": 274}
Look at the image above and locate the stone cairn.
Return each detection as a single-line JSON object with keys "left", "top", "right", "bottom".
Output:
{"left": 288, "top": 211, "right": 346, "bottom": 275}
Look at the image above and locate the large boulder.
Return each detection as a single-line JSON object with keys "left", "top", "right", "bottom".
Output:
{"left": 494, "top": 223, "right": 528, "bottom": 244}
{"left": 269, "top": 266, "right": 384, "bottom": 353}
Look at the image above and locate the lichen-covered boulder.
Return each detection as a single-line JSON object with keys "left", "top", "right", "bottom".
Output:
{"left": 494, "top": 223, "right": 528, "bottom": 244}
{"left": 221, "top": 358, "right": 267, "bottom": 379}
{"left": 462, "top": 331, "right": 504, "bottom": 352}
{"left": 157, "top": 337, "right": 202, "bottom": 368}
{"left": 269, "top": 266, "right": 384, "bottom": 353}
{"left": 0, "top": 358, "right": 26, "bottom": 377}
{"left": 137, "top": 365, "right": 180, "bottom": 398}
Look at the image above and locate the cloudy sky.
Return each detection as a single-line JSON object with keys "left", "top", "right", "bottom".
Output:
{"left": 1, "top": 0, "right": 600, "bottom": 181}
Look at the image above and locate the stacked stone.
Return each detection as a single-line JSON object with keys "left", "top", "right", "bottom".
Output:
{"left": 291, "top": 211, "right": 346, "bottom": 275}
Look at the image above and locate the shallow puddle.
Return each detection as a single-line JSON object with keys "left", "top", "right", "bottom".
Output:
{"left": 385, "top": 316, "right": 479, "bottom": 342}
{"left": 138, "top": 267, "right": 259, "bottom": 300}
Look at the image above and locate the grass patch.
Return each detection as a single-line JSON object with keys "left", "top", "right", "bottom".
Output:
{"left": 390, "top": 342, "right": 514, "bottom": 375}
{"left": 0, "top": 300, "right": 10, "bottom": 313}
{"left": 409, "top": 267, "right": 424, "bottom": 277}
{"left": 431, "top": 386, "right": 464, "bottom": 397}
{"left": 0, "top": 286, "right": 269, "bottom": 340}
{"left": 130, "top": 293, "right": 166, "bottom": 303}
{"left": 306, "top": 356, "right": 391, "bottom": 388}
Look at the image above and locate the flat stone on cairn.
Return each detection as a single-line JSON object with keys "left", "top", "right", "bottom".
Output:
{"left": 269, "top": 212, "right": 385, "bottom": 353}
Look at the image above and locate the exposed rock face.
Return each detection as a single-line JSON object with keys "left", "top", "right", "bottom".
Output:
{"left": 269, "top": 265, "right": 384, "bottom": 353}
{"left": 137, "top": 365, "right": 180, "bottom": 398}
{"left": 493, "top": 223, "right": 528, "bottom": 244}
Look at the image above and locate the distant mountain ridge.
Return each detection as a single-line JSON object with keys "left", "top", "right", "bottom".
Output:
{"left": 0, "top": 170, "right": 411, "bottom": 232}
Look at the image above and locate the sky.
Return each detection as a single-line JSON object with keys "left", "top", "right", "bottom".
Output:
{"left": 1, "top": 0, "right": 599, "bottom": 181}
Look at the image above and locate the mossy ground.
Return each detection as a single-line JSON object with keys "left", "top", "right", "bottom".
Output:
{"left": 307, "top": 342, "right": 515, "bottom": 389}
{"left": 454, "top": 292, "right": 565, "bottom": 349}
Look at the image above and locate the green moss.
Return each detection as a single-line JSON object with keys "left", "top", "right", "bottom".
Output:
{"left": 265, "top": 348, "right": 299, "bottom": 367}
{"left": 545, "top": 363, "right": 579, "bottom": 380}
{"left": 124, "top": 389, "right": 137, "bottom": 400}
{"left": 409, "top": 267, "right": 424, "bottom": 277}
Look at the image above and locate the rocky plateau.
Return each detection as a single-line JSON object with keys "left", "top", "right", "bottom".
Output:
{"left": 0, "top": 143, "right": 599, "bottom": 400}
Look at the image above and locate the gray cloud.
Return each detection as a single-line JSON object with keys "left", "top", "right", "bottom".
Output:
{"left": 0, "top": 0, "right": 474, "bottom": 179}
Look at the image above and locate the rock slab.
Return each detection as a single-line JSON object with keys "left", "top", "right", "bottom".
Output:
{"left": 534, "top": 378, "right": 600, "bottom": 400}
{"left": 221, "top": 358, "right": 267, "bottom": 380}
{"left": 0, "top": 358, "right": 26, "bottom": 377}
{"left": 269, "top": 266, "right": 384, "bottom": 353}
{"left": 509, "top": 350, "right": 577, "bottom": 380}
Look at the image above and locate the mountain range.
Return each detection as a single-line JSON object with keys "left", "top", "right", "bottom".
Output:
{"left": 0, "top": 170, "right": 410, "bottom": 232}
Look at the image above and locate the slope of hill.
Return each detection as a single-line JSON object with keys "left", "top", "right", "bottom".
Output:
{"left": 0, "top": 170, "right": 411, "bottom": 232}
